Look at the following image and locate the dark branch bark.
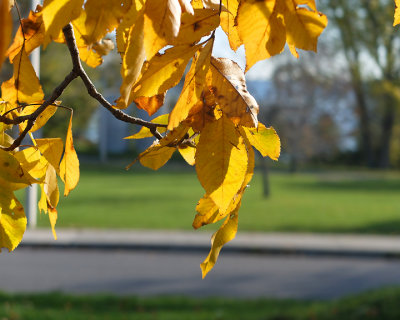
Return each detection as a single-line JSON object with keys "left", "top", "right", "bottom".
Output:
{"left": 0, "top": 23, "right": 168, "bottom": 150}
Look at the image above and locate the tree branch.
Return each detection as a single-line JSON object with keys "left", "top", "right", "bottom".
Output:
{"left": 62, "top": 24, "right": 165, "bottom": 140}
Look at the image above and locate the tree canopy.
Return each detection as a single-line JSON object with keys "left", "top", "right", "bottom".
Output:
{"left": 0, "top": 0, "right": 331, "bottom": 277}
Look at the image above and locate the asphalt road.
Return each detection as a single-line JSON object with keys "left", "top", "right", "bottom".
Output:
{"left": 2, "top": 248, "right": 400, "bottom": 300}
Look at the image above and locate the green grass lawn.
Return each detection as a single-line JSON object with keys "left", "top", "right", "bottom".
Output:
{"left": 30, "top": 163, "right": 400, "bottom": 234}
{"left": 1, "top": 287, "right": 400, "bottom": 319}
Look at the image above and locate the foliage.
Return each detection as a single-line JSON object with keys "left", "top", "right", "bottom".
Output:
{"left": 0, "top": 0, "right": 328, "bottom": 276}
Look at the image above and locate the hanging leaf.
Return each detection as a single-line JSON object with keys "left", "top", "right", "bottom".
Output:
{"left": 83, "top": 0, "right": 132, "bottom": 45}
{"left": 200, "top": 204, "right": 240, "bottom": 278}
{"left": 0, "top": 191, "right": 26, "bottom": 252}
{"left": 59, "top": 114, "right": 80, "bottom": 196}
{"left": 19, "top": 105, "right": 57, "bottom": 133}
{"left": 42, "top": 0, "right": 84, "bottom": 46}
{"left": 168, "top": 40, "right": 213, "bottom": 130}
{"left": 220, "top": 0, "right": 242, "bottom": 51}
{"left": 208, "top": 57, "right": 259, "bottom": 127}
{"left": 0, "top": 0, "right": 12, "bottom": 69}
{"left": 178, "top": 145, "right": 196, "bottom": 165}
{"left": 131, "top": 44, "right": 200, "bottom": 100}
{"left": 7, "top": 7, "right": 45, "bottom": 63}
{"left": 124, "top": 114, "right": 169, "bottom": 139}
{"left": 143, "top": 0, "right": 182, "bottom": 59}
{"left": 35, "top": 138, "right": 64, "bottom": 172}
{"left": 195, "top": 115, "right": 248, "bottom": 212}
{"left": 134, "top": 93, "right": 166, "bottom": 116}
{"left": 1, "top": 48, "right": 44, "bottom": 108}
{"left": 116, "top": 10, "right": 146, "bottom": 109}
{"left": 173, "top": 9, "right": 220, "bottom": 46}
{"left": 242, "top": 123, "right": 281, "bottom": 160}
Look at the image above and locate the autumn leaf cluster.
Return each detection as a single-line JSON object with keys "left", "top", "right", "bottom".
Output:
{"left": 0, "top": 0, "right": 328, "bottom": 277}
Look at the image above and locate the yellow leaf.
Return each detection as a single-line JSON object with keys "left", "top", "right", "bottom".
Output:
{"left": 178, "top": 145, "right": 196, "bottom": 165}
{"left": 116, "top": 0, "right": 144, "bottom": 57}
{"left": 59, "top": 115, "right": 80, "bottom": 196}
{"left": 42, "top": 0, "right": 84, "bottom": 46}
{"left": 0, "top": 191, "right": 26, "bottom": 252}
{"left": 134, "top": 94, "right": 166, "bottom": 116}
{"left": 84, "top": 0, "right": 132, "bottom": 44}
{"left": 220, "top": 0, "right": 242, "bottom": 51}
{"left": 44, "top": 164, "right": 59, "bottom": 209}
{"left": 124, "top": 114, "right": 169, "bottom": 139}
{"left": 208, "top": 57, "right": 259, "bottom": 127}
{"left": 237, "top": 0, "right": 327, "bottom": 71}
{"left": 168, "top": 40, "right": 213, "bottom": 130}
{"left": 7, "top": 7, "right": 45, "bottom": 63}
{"left": 116, "top": 11, "right": 146, "bottom": 109}
{"left": 0, "top": 0, "right": 12, "bottom": 70}
{"left": 1, "top": 48, "right": 44, "bottom": 107}
{"left": 38, "top": 184, "right": 48, "bottom": 213}
{"left": 35, "top": 138, "right": 64, "bottom": 172}
{"left": 193, "top": 134, "right": 254, "bottom": 229}
{"left": 236, "top": 0, "right": 276, "bottom": 71}
{"left": 132, "top": 44, "right": 200, "bottom": 100}
{"left": 173, "top": 9, "right": 220, "bottom": 46}
{"left": 48, "top": 207, "right": 58, "bottom": 240}
{"left": 138, "top": 144, "right": 176, "bottom": 170}
{"left": 284, "top": 0, "right": 328, "bottom": 54}
{"left": 200, "top": 204, "right": 240, "bottom": 278}
{"left": 195, "top": 115, "right": 248, "bottom": 212}
{"left": 66, "top": 11, "right": 112, "bottom": 68}
{"left": 14, "top": 147, "right": 47, "bottom": 180}
{"left": 19, "top": 105, "right": 57, "bottom": 133}
{"left": 143, "top": 0, "right": 182, "bottom": 59}
{"left": 0, "top": 149, "right": 36, "bottom": 191}
{"left": 395, "top": 0, "right": 400, "bottom": 26}
{"left": 242, "top": 123, "right": 281, "bottom": 160}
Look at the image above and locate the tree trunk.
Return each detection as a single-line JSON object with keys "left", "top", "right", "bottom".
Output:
{"left": 378, "top": 98, "right": 396, "bottom": 168}
{"left": 260, "top": 156, "right": 270, "bottom": 198}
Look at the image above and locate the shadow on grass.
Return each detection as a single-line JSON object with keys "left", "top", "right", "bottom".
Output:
{"left": 283, "top": 176, "right": 400, "bottom": 193}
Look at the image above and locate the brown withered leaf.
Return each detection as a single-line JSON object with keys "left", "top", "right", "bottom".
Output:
{"left": 207, "top": 57, "right": 258, "bottom": 127}
{"left": 134, "top": 93, "right": 166, "bottom": 116}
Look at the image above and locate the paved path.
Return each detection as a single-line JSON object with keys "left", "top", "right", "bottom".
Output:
{"left": 2, "top": 247, "right": 400, "bottom": 299}
{"left": 20, "top": 228, "right": 400, "bottom": 257}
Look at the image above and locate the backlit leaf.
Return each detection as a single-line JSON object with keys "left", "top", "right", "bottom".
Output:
{"left": 178, "top": 145, "right": 196, "bottom": 165}
{"left": 7, "top": 7, "right": 44, "bottom": 63}
{"left": 195, "top": 115, "right": 248, "bottom": 212}
{"left": 59, "top": 115, "right": 80, "bottom": 196}
{"left": 0, "top": 149, "right": 35, "bottom": 191}
{"left": 173, "top": 9, "right": 220, "bottom": 46}
{"left": 136, "top": 142, "right": 176, "bottom": 170}
{"left": 44, "top": 164, "right": 59, "bottom": 209}
{"left": 395, "top": 0, "right": 400, "bottom": 26}
{"left": 1, "top": 48, "right": 44, "bottom": 107}
{"left": 0, "top": 191, "right": 26, "bottom": 252}
{"left": 134, "top": 94, "right": 166, "bottom": 116}
{"left": 200, "top": 203, "right": 240, "bottom": 278}
{"left": 35, "top": 138, "right": 64, "bottom": 172}
{"left": 168, "top": 40, "right": 213, "bottom": 130}
{"left": 42, "top": 0, "right": 84, "bottom": 46}
{"left": 84, "top": 0, "right": 132, "bottom": 44}
{"left": 237, "top": 0, "right": 327, "bottom": 71}
{"left": 220, "top": 0, "right": 242, "bottom": 51}
{"left": 208, "top": 57, "right": 259, "bottom": 127}
{"left": 124, "top": 114, "right": 169, "bottom": 139}
{"left": 0, "top": 0, "right": 12, "bottom": 70}
{"left": 116, "top": 11, "right": 146, "bottom": 108}
{"left": 143, "top": 0, "right": 182, "bottom": 59}
{"left": 14, "top": 147, "right": 47, "bottom": 180}
{"left": 19, "top": 104, "right": 57, "bottom": 133}
{"left": 242, "top": 123, "right": 281, "bottom": 160}
{"left": 132, "top": 44, "right": 199, "bottom": 100}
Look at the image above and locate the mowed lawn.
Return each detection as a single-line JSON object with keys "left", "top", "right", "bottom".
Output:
{"left": 1, "top": 287, "right": 400, "bottom": 320}
{"left": 34, "top": 164, "right": 400, "bottom": 234}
